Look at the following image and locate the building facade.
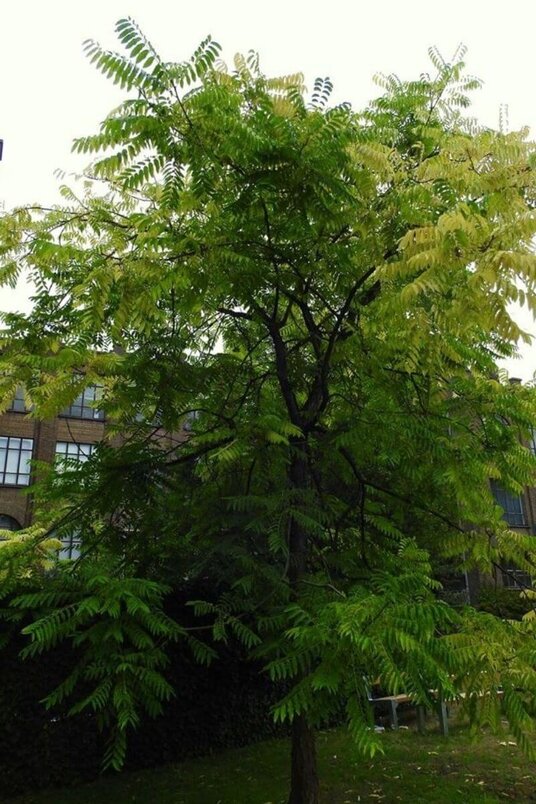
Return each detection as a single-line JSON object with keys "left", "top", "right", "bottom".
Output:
{"left": 0, "top": 390, "right": 535, "bottom": 592}
{"left": 0, "top": 387, "right": 106, "bottom": 531}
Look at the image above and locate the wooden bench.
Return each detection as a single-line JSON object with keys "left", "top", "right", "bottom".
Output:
{"left": 369, "top": 693, "right": 449, "bottom": 736}
{"left": 369, "top": 687, "right": 503, "bottom": 737}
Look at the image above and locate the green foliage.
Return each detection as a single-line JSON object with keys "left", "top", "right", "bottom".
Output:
{"left": 0, "top": 525, "right": 60, "bottom": 606}
{"left": 12, "top": 565, "right": 184, "bottom": 770}
{"left": 0, "top": 597, "right": 283, "bottom": 799}
{"left": 477, "top": 584, "right": 535, "bottom": 620}
{"left": 1, "top": 19, "right": 536, "bottom": 798}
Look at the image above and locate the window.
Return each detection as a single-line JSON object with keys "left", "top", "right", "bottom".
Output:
{"left": 501, "top": 563, "right": 532, "bottom": 590}
{"left": 8, "top": 388, "right": 27, "bottom": 413}
{"left": 55, "top": 441, "right": 96, "bottom": 466}
{"left": 183, "top": 410, "right": 200, "bottom": 432}
{"left": 0, "top": 437, "right": 33, "bottom": 486}
{"left": 0, "top": 514, "right": 21, "bottom": 531}
{"left": 54, "top": 444, "right": 93, "bottom": 560}
{"left": 490, "top": 481, "right": 526, "bottom": 527}
{"left": 58, "top": 532, "right": 82, "bottom": 561}
{"left": 60, "top": 385, "right": 104, "bottom": 421}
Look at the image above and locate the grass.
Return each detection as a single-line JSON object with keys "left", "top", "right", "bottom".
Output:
{"left": 10, "top": 720, "right": 536, "bottom": 803}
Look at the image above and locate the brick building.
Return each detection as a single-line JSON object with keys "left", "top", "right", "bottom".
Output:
{"left": 1, "top": 387, "right": 535, "bottom": 591}
{"left": 489, "top": 478, "right": 536, "bottom": 589}
{"left": 0, "top": 387, "right": 106, "bottom": 533}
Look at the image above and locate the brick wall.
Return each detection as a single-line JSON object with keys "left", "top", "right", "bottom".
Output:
{"left": 0, "top": 409, "right": 183, "bottom": 529}
{"left": 1, "top": 407, "right": 534, "bottom": 597}
{"left": 0, "top": 412, "right": 105, "bottom": 528}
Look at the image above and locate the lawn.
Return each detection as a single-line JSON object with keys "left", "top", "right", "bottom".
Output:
{"left": 10, "top": 722, "right": 536, "bottom": 803}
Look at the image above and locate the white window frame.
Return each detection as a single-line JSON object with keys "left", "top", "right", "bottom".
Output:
{"left": 55, "top": 441, "right": 96, "bottom": 467}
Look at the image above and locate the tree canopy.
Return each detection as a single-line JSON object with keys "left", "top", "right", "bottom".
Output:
{"left": 1, "top": 21, "right": 536, "bottom": 803}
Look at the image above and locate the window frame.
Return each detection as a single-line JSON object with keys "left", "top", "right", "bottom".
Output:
{"left": 490, "top": 480, "right": 527, "bottom": 528}
{"left": 0, "top": 436, "right": 34, "bottom": 486}
{"left": 55, "top": 441, "right": 96, "bottom": 467}
{"left": 8, "top": 388, "right": 27, "bottom": 414}
{"left": 59, "top": 385, "right": 105, "bottom": 422}
{"left": 0, "top": 514, "right": 21, "bottom": 531}
{"left": 501, "top": 563, "right": 532, "bottom": 590}
{"left": 58, "top": 531, "right": 82, "bottom": 561}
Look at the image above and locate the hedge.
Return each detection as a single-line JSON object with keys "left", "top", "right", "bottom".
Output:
{"left": 0, "top": 593, "right": 284, "bottom": 799}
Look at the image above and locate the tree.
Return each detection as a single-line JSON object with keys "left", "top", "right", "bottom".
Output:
{"left": 2, "top": 22, "right": 536, "bottom": 803}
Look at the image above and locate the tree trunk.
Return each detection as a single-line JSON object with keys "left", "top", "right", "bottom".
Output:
{"left": 288, "top": 714, "right": 320, "bottom": 804}
{"left": 287, "top": 445, "right": 320, "bottom": 804}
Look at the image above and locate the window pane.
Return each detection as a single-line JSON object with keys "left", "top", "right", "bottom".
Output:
{"left": 6, "top": 451, "right": 19, "bottom": 474}
{"left": 19, "top": 450, "right": 32, "bottom": 475}
{"left": 61, "top": 385, "right": 104, "bottom": 420}
{"left": 0, "top": 515, "right": 21, "bottom": 531}
{"left": 59, "top": 533, "right": 82, "bottom": 561}
{"left": 0, "top": 437, "right": 34, "bottom": 486}
{"left": 491, "top": 481, "right": 525, "bottom": 527}
{"left": 502, "top": 563, "right": 532, "bottom": 589}
{"left": 55, "top": 442, "right": 95, "bottom": 469}
{"left": 9, "top": 388, "right": 27, "bottom": 413}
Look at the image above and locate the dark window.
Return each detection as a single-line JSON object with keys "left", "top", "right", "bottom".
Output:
{"left": 501, "top": 563, "right": 532, "bottom": 590}
{"left": 490, "top": 481, "right": 526, "bottom": 527}
{"left": 8, "top": 388, "right": 27, "bottom": 413}
{"left": 60, "top": 386, "right": 104, "bottom": 421}
{"left": 0, "top": 514, "right": 21, "bottom": 531}
{"left": 55, "top": 441, "right": 96, "bottom": 467}
{"left": 0, "top": 437, "right": 33, "bottom": 486}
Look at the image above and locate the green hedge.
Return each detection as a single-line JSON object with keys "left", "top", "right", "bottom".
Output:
{"left": 0, "top": 595, "right": 283, "bottom": 799}
{"left": 0, "top": 633, "right": 103, "bottom": 797}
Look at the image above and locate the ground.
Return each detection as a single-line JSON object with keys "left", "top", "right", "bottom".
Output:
{"left": 10, "top": 723, "right": 536, "bottom": 803}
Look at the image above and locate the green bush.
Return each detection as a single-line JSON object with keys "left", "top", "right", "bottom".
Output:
{"left": 0, "top": 589, "right": 284, "bottom": 798}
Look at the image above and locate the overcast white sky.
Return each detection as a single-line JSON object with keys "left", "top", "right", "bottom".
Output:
{"left": 1, "top": 0, "right": 535, "bottom": 378}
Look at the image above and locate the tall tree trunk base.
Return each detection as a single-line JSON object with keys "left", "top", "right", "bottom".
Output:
{"left": 288, "top": 715, "right": 319, "bottom": 804}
